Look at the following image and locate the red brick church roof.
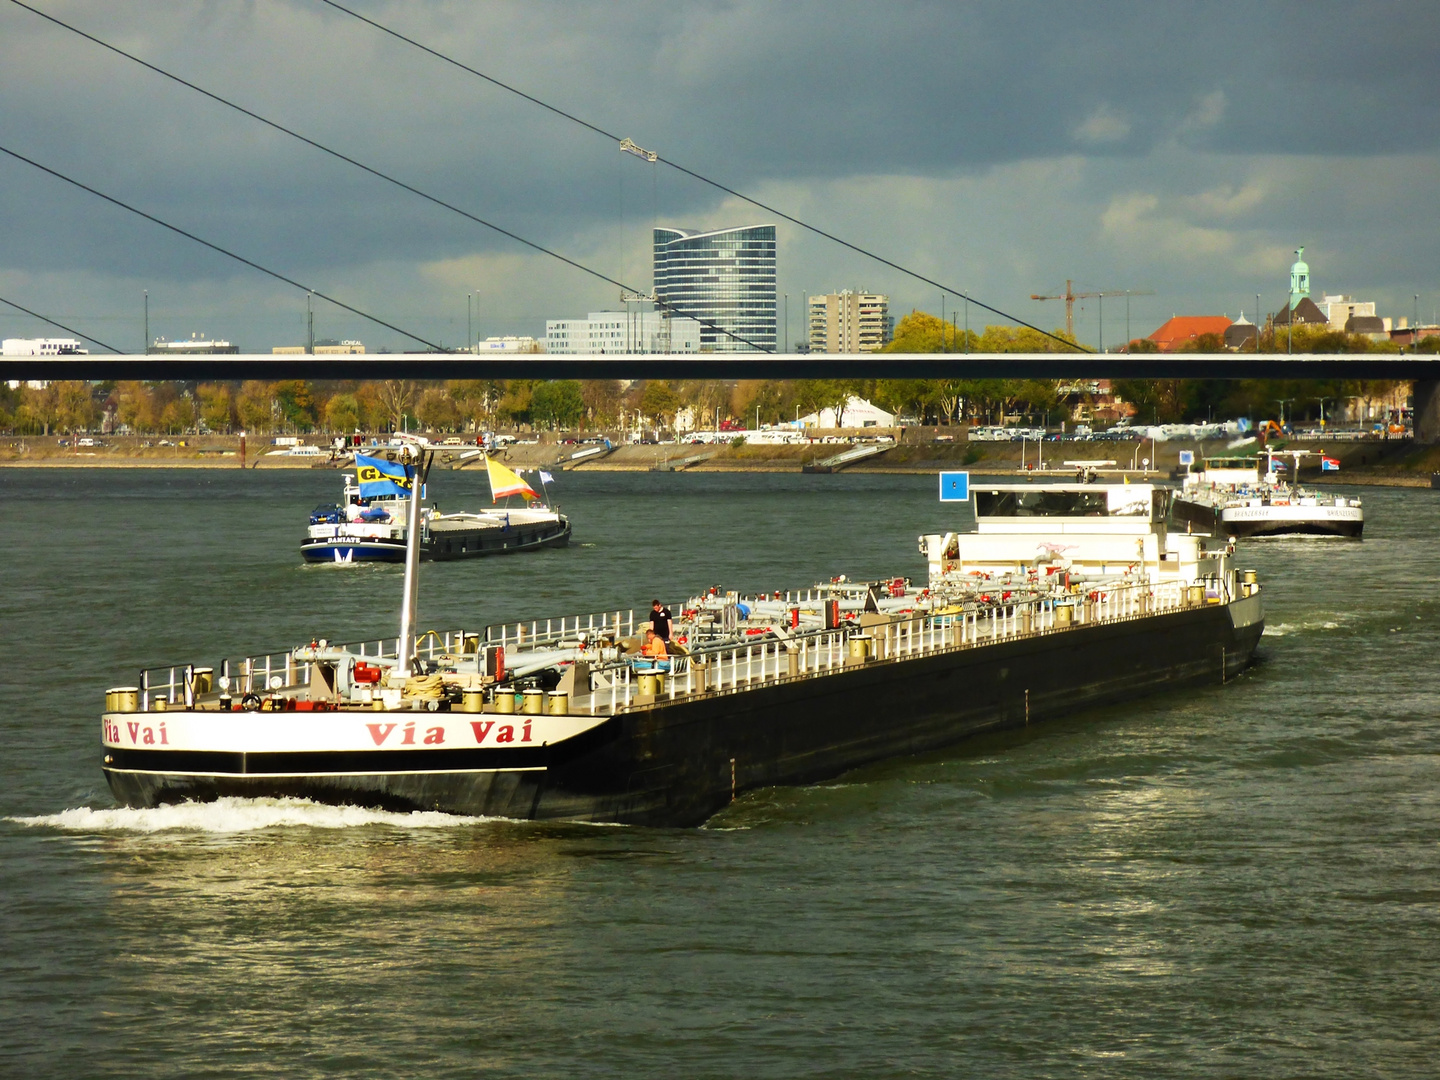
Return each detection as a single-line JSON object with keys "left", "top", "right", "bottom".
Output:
{"left": 1147, "top": 316, "right": 1233, "bottom": 352}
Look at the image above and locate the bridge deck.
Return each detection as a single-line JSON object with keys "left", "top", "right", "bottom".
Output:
{"left": 5, "top": 352, "right": 1439, "bottom": 381}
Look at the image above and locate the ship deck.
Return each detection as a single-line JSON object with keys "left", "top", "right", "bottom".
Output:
{"left": 117, "top": 573, "right": 1254, "bottom": 722}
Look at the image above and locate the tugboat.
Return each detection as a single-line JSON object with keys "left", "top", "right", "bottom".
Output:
{"left": 301, "top": 451, "right": 571, "bottom": 563}
{"left": 102, "top": 460, "right": 1263, "bottom": 827}
{"left": 1171, "top": 450, "right": 1362, "bottom": 539}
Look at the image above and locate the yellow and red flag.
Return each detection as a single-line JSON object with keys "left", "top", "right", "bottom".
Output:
{"left": 486, "top": 457, "right": 538, "bottom": 501}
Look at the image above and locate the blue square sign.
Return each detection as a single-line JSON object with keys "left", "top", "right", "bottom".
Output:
{"left": 939, "top": 471, "right": 970, "bottom": 502}
{"left": 1178, "top": 450, "right": 1195, "bottom": 466}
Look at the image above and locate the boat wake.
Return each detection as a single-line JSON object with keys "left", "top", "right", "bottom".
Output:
{"left": 1264, "top": 619, "right": 1342, "bottom": 637}
{"left": 8, "top": 797, "right": 489, "bottom": 834}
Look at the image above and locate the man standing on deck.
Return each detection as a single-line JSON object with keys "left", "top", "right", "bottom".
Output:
{"left": 650, "top": 599, "right": 672, "bottom": 643}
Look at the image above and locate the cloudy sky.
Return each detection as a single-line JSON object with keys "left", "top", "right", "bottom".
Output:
{"left": 2, "top": 0, "right": 1438, "bottom": 354}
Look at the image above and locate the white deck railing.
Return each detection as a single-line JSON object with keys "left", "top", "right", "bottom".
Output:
{"left": 580, "top": 573, "right": 1238, "bottom": 716}
{"left": 131, "top": 574, "right": 1241, "bottom": 713}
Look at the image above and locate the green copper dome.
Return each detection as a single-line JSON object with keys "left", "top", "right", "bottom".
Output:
{"left": 1289, "top": 245, "right": 1310, "bottom": 306}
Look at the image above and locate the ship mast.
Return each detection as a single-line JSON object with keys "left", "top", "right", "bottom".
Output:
{"left": 394, "top": 438, "right": 432, "bottom": 677}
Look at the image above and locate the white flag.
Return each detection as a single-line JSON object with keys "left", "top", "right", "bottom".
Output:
{"left": 539, "top": 470, "right": 555, "bottom": 484}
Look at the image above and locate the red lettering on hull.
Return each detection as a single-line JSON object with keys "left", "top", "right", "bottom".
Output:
{"left": 366, "top": 723, "right": 397, "bottom": 745}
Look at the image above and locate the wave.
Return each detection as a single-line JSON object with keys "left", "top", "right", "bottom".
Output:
{"left": 8, "top": 796, "right": 489, "bottom": 834}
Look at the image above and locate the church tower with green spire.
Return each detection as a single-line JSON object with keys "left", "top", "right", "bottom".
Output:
{"left": 1289, "top": 246, "right": 1310, "bottom": 308}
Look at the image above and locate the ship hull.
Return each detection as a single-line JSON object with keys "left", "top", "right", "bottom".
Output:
{"left": 103, "top": 596, "right": 1263, "bottom": 827}
{"left": 1223, "top": 517, "right": 1363, "bottom": 539}
{"left": 300, "top": 538, "right": 407, "bottom": 563}
{"left": 300, "top": 516, "right": 571, "bottom": 563}
{"left": 1172, "top": 497, "right": 1363, "bottom": 540}
{"left": 425, "top": 516, "right": 571, "bottom": 560}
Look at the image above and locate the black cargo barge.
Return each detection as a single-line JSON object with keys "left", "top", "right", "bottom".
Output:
{"left": 302, "top": 449, "right": 571, "bottom": 563}
{"left": 104, "top": 593, "right": 1262, "bottom": 827}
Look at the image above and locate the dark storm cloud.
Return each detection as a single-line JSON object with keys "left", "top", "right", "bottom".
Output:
{"left": 1, "top": 0, "right": 1438, "bottom": 346}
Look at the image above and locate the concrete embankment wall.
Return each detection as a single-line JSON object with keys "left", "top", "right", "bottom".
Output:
{"left": 4, "top": 432, "right": 1438, "bottom": 484}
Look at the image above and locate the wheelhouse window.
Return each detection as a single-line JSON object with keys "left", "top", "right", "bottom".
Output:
{"left": 975, "top": 490, "right": 1110, "bottom": 517}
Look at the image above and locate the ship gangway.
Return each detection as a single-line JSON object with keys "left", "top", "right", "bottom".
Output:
{"left": 560, "top": 443, "right": 618, "bottom": 470}
{"left": 802, "top": 443, "right": 892, "bottom": 473}
{"left": 652, "top": 451, "right": 716, "bottom": 472}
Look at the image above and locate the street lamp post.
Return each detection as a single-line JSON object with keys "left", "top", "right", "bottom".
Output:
{"left": 467, "top": 293, "right": 472, "bottom": 354}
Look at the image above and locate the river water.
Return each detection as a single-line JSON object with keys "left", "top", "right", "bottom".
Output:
{"left": 2, "top": 467, "right": 1437, "bottom": 1078}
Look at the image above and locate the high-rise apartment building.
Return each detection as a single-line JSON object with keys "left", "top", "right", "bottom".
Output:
{"left": 653, "top": 225, "right": 776, "bottom": 352}
{"left": 807, "top": 291, "right": 891, "bottom": 353}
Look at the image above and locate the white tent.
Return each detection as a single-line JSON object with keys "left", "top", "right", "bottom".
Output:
{"left": 798, "top": 395, "right": 896, "bottom": 429}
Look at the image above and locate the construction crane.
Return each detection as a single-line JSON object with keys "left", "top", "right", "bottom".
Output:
{"left": 1030, "top": 281, "right": 1153, "bottom": 342}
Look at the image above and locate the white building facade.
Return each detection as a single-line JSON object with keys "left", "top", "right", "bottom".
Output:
{"left": 2, "top": 337, "right": 89, "bottom": 356}
{"left": 476, "top": 336, "right": 540, "bottom": 353}
{"left": 546, "top": 311, "right": 701, "bottom": 354}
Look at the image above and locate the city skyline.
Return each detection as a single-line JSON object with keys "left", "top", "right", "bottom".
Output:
{"left": 2, "top": 2, "right": 1438, "bottom": 354}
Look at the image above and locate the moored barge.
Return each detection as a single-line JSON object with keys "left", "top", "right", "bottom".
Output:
{"left": 103, "top": 466, "right": 1263, "bottom": 827}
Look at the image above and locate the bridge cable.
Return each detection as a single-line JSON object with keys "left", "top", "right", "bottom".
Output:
{"left": 0, "top": 294, "right": 122, "bottom": 353}
{"left": 5, "top": 0, "right": 767, "bottom": 354}
{"left": 312, "top": 0, "right": 1086, "bottom": 353}
{"left": 0, "top": 144, "right": 448, "bottom": 352}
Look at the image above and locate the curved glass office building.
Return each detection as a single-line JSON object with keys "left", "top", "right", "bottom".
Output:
{"left": 653, "top": 225, "right": 777, "bottom": 352}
